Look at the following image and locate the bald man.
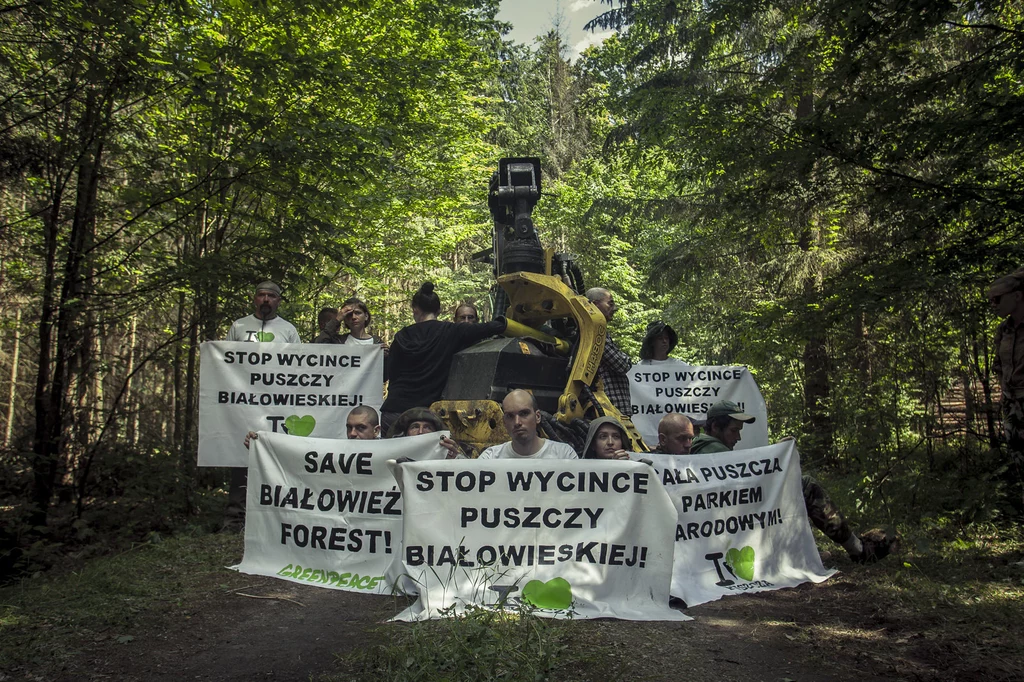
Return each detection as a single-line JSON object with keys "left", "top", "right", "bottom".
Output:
{"left": 655, "top": 414, "right": 695, "bottom": 455}
{"left": 478, "top": 389, "right": 578, "bottom": 460}
{"left": 346, "top": 405, "right": 380, "bottom": 440}
{"left": 586, "top": 287, "right": 633, "bottom": 415}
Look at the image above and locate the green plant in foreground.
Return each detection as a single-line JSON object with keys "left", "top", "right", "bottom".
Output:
{"left": 343, "top": 602, "right": 572, "bottom": 682}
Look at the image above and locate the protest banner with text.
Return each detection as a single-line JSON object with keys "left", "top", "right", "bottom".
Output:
{"left": 638, "top": 442, "right": 835, "bottom": 607}
{"left": 628, "top": 362, "right": 768, "bottom": 449}
{"left": 198, "top": 341, "right": 383, "bottom": 467}
{"left": 388, "top": 459, "right": 690, "bottom": 622}
{"left": 234, "top": 431, "right": 448, "bottom": 594}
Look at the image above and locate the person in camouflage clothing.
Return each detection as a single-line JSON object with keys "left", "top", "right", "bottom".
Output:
{"left": 989, "top": 269, "right": 1024, "bottom": 509}
{"left": 687, "top": 402, "right": 894, "bottom": 563}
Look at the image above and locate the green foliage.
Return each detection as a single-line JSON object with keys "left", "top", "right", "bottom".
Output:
{"left": 0, "top": 530, "right": 245, "bottom": 671}
{"left": 342, "top": 603, "right": 571, "bottom": 682}
{"left": 580, "top": 0, "right": 1023, "bottom": 463}
{"left": 0, "top": 0, "right": 506, "bottom": 528}
{"left": 0, "top": 0, "right": 1020, "bottom": 574}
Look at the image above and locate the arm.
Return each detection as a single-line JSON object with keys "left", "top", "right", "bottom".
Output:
{"left": 455, "top": 317, "right": 507, "bottom": 349}
{"left": 440, "top": 435, "right": 463, "bottom": 459}
{"left": 602, "top": 336, "right": 633, "bottom": 374}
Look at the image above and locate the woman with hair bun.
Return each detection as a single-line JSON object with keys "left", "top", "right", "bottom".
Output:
{"left": 380, "top": 282, "right": 505, "bottom": 434}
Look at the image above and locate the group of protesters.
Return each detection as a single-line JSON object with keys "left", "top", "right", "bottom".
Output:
{"left": 219, "top": 268, "right": 1024, "bottom": 565}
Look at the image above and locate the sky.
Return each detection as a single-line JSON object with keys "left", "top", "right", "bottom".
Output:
{"left": 496, "top": 0, "right": 616, "bottom": 59}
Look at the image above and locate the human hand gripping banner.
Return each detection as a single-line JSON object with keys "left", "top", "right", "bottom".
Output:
{"left": 639, "top": 442, "right": 835, "bottom": 607}
{"left": 388, "top": 459, "right": 691, "bottom": 622}
{"left": 233, "top": 431, "right": 449, "bottom": 593}
{"left": 198, "top": 341, "right": 383, "bottom": 467}
{"left": 628, "top": 362, "right": 769, "bottom": 450}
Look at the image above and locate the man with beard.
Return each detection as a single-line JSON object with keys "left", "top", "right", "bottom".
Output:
{"left": 223, "top": 281, "right": 301, "bottom": 530}
{"left": 226, "top": 281, "right": 301, "bottom": 344}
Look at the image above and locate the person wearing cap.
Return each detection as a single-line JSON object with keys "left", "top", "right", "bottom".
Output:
{"left": 690, "top": 400, "right": 893, "bottom": 563}
{"left": 586, "top": 287, "right": 633, "bottom": 416}
{"left": 989, "top": 268, "right": 1024, "bottom": 508}
{"left": 222, "top": 281, "right": 301, "bottom": 531}
{"left": 226, "top": 281, "right": 301, "bottom": 344}
{"left": 636, "top": 321, "right": 705, "bottom": 433}
{"left": 690, "top": 400, "right": 753, "bottom": 453}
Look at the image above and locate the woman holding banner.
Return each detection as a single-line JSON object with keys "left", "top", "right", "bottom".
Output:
{"left": 386, "top": 407, "right": 462, "bottom": 459}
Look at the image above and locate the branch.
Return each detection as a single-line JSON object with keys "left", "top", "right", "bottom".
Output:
{"left": 942, "top": 21, "right": 1024, "bottom": 37}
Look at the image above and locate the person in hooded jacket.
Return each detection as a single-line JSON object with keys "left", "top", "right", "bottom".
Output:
{"left": 582, "top": 416, "right": 635, "bottom": 460}
{"left": 380, "top": 282, "right": 506, "bottom": 435}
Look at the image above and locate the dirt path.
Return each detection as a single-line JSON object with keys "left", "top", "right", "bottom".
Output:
{"left": 53, "top": 570, "right": 903, "bottom": 682}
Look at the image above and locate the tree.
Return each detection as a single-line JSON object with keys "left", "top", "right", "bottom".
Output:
{"left": 585, "top": 0, "right": 1024, "bottom": 466}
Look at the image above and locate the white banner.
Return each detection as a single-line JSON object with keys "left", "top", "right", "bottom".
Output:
{"left": 234, "top": 431, "right": 449, "bottom": 593}
{"left": 198, "top": 341, "right": 383, "bottom": 467}
{"left": 389, "top": 459, "right": 690, "bottom": 622}
{"left": 637, "top": 442, "right": 835, "bottom": 607}
{"left": 628, "top": 362, "right": 769, "bottom": 449}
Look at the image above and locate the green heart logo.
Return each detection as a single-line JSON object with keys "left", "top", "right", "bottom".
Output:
{"left": 521, "top": 577, "right": 572, "bottom": 610}
{"left": 725, "top": 546, "right": 756, "bottom": 582}
{"left": 284, "top": 414, "right": 316, "bottom": 437}
{"left": 256, "top": 331, "right": 275, "bottom": 342}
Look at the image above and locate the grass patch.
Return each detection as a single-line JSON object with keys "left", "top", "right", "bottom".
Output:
{"left": 334, "top": 604, "right": 602, "bottom": 682}
{"left": 803, "top": 461, "right": 1024, "bottom": 677}
{"left": 860, "top": 521, "right": 1024, "bottom": 674}
{"left": 0, "top": 530, "right": 244, "bottom": 674}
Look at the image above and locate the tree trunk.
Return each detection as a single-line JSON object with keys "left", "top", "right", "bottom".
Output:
{"left": 125, "top": 314, "right": 138, "bottom": 446}
{"left": 30, "top": 88, "right": 105, "bottom": 526}
{"left": 5, "top": 307, "right": 21, "bottom": 447}
{"left": 793, "top": 91, "right": 834, "bottom": 464}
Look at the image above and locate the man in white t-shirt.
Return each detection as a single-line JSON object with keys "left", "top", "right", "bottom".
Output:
{"left": 226, "top": 281, "right": 301, "bottom": 344}
{"left": 223, "top": 280, "right": 300, "bottom": 531}
{"left": 478, "top": 389, "right": 578, "bottom": 460}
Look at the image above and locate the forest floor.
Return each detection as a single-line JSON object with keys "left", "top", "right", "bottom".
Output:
{"left": 1, "top": 520, "right": 1022, "bottom": 682}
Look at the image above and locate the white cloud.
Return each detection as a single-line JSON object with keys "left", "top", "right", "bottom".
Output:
{"left": 569, "top": 0, "right": 600, "bottom": 13}
{"left": 572, "top": 28, "right": 614, "bottom": 58}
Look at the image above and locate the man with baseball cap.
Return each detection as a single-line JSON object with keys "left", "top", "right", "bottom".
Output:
{"left": 690, "top": 400, "right": 754, "bottom": 453}
{"left": 989, "top": 268, "right": 1024, "bottom": 510}
{"left": 690, "top": 400, "right": 893, "bottom": 563}
{"left": 226, "top": 281, "right": 301, "bottom": 344}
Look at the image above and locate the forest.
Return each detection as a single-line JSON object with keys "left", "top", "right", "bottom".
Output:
{"left": 0, "top": 0, "right": 1020, "bottom": 561}
{"left": 0, "top": 0, "right": 1022, "bottom": 677}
